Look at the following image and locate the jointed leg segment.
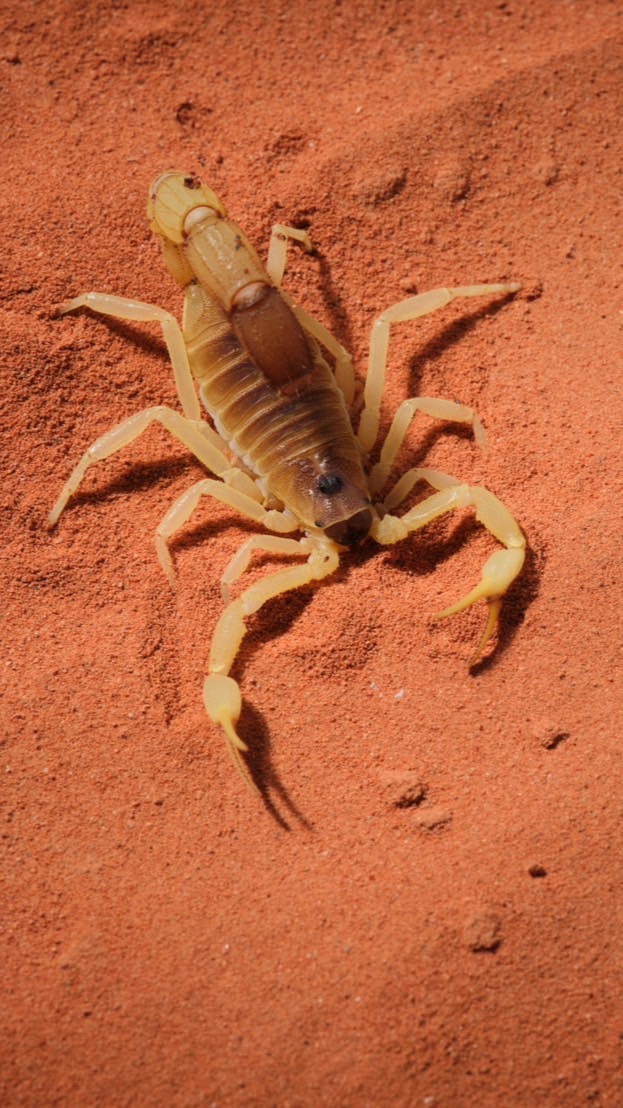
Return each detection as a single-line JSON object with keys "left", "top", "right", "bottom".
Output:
{"left": 369, "top": 396, "right": 486, "bottom": 496}
{"left": 220, "top": 534, "right": 313, "bottom": 601}
{"left": 266, "top": 224, "right": 313, "bottom": 287}
{"left": 358, "top": 283, "right": 520, "bottom": 453}
{"left": 267, "top": 223, "right": 356, "bottom": 405}
{"left": 48, "top": 396, "right": 300, "bottom": 588}
{"left": 48, "top": 404, "right": 237, "bottom": 528}
{"left": 155, "top": 480, "right": 299, "bottom": 587}
{"left": 291, "top": 303, "right": 356, "bottom": 407}
{"left": 60, "top": 292, "right": 202, "bottom": 420}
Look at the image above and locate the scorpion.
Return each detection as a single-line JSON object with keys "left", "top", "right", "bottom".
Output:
{"left": 50, "top": 171, "right": 526, "bottom": 791}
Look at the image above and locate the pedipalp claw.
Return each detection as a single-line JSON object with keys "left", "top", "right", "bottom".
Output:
{"left": 434, "top": 546, "right": 525, "bottom": 661}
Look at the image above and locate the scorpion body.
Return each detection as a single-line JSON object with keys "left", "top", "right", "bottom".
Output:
{"left": 151, "top": 173, "right": 372, "bottom": 546}
{"left": 50, "top": 172, "right": 526, "bottom": 791}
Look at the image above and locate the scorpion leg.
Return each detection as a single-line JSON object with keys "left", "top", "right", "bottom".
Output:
{"left": 380, "top": 465, "right": 466, "bottom": 513}
{"left": 291, "top": 303, "right": 356, "bottom": 407}
{"left": 266, "top": 223, "right": 313, "bottom": 287}
{"left": 204, "top": 540, "right": 340, "bottom": 790}
{"left": 59, "top": 292, "right": 201, "bottom": 421}
{"left": 49, "top": 405, "right": 240, "bottom": 527}
{"left": 369, "top": 397, "right": 486, "bottom": 496}
{"left": 266, "top": 226, "right": 356, "bottom": 408}
{"left": 220, "top": 535, "right": 312, "bottom": 602}
{"left": 155, "top": 480, "right": 299, "bottom": 588}
{"left": 372, "top": 473, "right": 525, "bottom": 662}
{"left": 358, "top": 282, "right": 521, "bottom": 453}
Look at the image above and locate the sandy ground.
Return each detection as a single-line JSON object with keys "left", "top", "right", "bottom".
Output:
{"left": 2, "top": 0, "right": 623, "bottom": 1104}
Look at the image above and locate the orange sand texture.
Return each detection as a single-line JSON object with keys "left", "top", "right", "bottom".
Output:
{"left": 2, "top": 1, "right": 623, "bottom": 1104}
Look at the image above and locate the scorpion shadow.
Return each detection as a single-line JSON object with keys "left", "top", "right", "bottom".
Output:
{"left": 312, "top": 248, "right": 357, "bottom": 354}
{"left": 233, "top": 694, "right": 315, "bottom": 830}
{"left": 403, "top": 293, "right": 517, "bottom": 398}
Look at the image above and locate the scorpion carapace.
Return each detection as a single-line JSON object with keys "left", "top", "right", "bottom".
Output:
{"left": 50, "top": 170, "right": 525, "bottom": 792}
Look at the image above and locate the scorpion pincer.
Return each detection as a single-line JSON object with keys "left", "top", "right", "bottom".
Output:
{"left": 50, "top": 171, "right": 526, "bottom": 791}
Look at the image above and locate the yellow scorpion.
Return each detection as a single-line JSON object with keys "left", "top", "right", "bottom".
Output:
{"left": 50, "top": 172, "right": 525, "bottom": 790}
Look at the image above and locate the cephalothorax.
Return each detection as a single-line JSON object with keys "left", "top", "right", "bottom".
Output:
{"left": 50, "top": 171, "right": 525, "bottom": 790}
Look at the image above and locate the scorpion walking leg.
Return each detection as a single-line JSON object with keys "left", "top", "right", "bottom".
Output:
{"left": 48, "top": 405, "right": 241, "bottom": 527}
{"left": 380, "top": 465, "right": 467, "bottom": 513}
{"left": 266, "top": 226, "right": 356, "bottom": 407}
{"left": 60, "top": 292, "right": 201, "bottom": 420}
{"left": 155, "top": 480, "right": 299, "bottom": 588}
{"left": 204, "top": 541, "right": 340, "bottom": 790}
{"left": 372, "top": 473, "right": 525, "bottom": 662}
{"left": 369, "top": 397, "right": 486, "bottom": 496}
{"left": 220, "top": 535, "right": 312, "bottom": 602}
{"left": 358, "top": 282, "right": 521, "bottom": 453}
{"left": 291, "top": 304, "right": 356, "bottom": 407}
{"left": 266, "top": 224, "right": 313, "bottom": 287}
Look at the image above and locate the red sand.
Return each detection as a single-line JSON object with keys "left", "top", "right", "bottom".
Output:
{"left": 2, "top": 1, "right": 623, "bottom": 1103}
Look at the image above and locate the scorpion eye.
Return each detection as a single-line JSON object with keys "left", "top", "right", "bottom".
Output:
{"left": 317, "top": 474, "right": 344, "bottom": 495}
